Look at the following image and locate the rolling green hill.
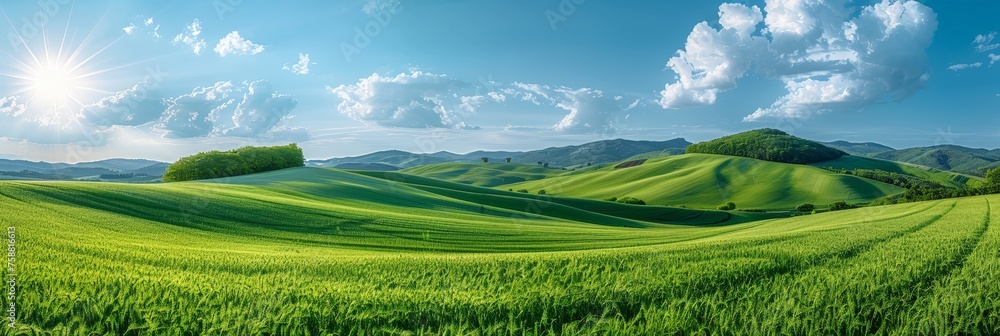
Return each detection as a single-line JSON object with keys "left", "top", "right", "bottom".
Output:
{"left": 499, "top": 154, "right": 903, "bottom": 209}
{"left": 687, "top": 128, "right": 847, "bottom": 164}
{"left": 5, "top": 166, "right": 1000, "bottom": 334}
{"left": 810, "top": 155, "right": 981, "bottom": 188}
{"left": 400, "top": 162, "right": 567, "bottom": 187}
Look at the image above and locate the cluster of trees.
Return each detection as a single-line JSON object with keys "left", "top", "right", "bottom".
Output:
{"left": 717, "top": 202, "right": 736, "bottom": 211}
{"left": 687, "top": 128, "right": 847, "bottom": 164}
{"left": 603, "top": 196, "right": 647, "bottom": 205}
{"left": 163, "top": 144, "right": 305, "bottom": 182}
{"left": 616, "top": 197, "right": 646, "bottom": 205}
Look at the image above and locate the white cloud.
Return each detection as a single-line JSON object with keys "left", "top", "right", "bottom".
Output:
{"left": 81, "top": 82, "right": 165, "bottom": 126}
{"left": 513, "top": 83, "right": 638, "bottom": 134}
{"left": 123, "top": 24, "right": 136, "bottom": 35}
{"left": 224, "top": 81, "right": 300, "bottom": 137}
{"left": 156, "top": 80, "right": 305, "bottom": 140}
{"left": 214, "top": 31, "right": 265, "bottom": 57}
{"left": 990, "top": 54, "right": 1000, "bottom": 67}
{"left": 661, "top": 0, "right": 938, "bottom": 122}
{"left": 329, "top": 71, "right": 479, "bottom": 129}
{"left": 660, "top": 3, "right": 766, "bottom": 109}
{"left": 948, "top": 63, "right": 982, "bottom": 71}
{"left": 487, "top": 92, "right": 506, "bottom": 103}
{"left": 172, "top": 19, "right": 207, "bottom": 55}
{"left": 974, "top": 32, "right": 999, "bottom": 53}
{"left": 282, "top": 53, "right": 313, "bottom": 75}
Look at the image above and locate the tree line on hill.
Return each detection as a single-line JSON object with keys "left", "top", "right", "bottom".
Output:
{"left": 163, "top": 144, "right": 305, "bottom": 182}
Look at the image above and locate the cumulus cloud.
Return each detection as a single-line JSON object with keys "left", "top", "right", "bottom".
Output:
{"left": 214, "top": 31, "right": 265, "bottom": 57}
{"left": 660, "top": 0, "right": 938, "bottom": 121}
{"left": 81, "top": 82, "right": 165, "bottom": 126}
{"left": 948, "top": 63, "right": 982, "bottom": 71}
{"left": 660, "top": 3, "right": 766, "bottom": 108}
{"left": 156, "top": 80, "right": 306, "bottom": 140}
{"left": 990, "top": 54, "right": 1000, "bottom": 67}
{"left": 282, "top": 53, "right": 312, "bottom": 75}
{"left": 223, "top": 81, "right": 300, "bottom": 137}
{"left": 974, "top": 32, "right": 998, "bottom": 53}
{"left": 329, "top": 71, "right": 480, "bottom": 129}
{"left": 172, "top": 19, "right": 207, "bottom": 55}
{"left": 513, "top": 83, "right": 639, "bottom": 134}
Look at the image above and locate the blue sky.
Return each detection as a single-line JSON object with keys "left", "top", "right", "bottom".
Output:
{"left": 0, "top": 0, "right": 997, "bottom": 162}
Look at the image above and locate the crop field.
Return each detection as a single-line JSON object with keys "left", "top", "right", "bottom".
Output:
{"left": 2, "top": 167, "right": 998, "bottom": 334}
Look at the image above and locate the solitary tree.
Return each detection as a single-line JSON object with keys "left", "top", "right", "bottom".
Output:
{"left": 505, "top": 158, "right": 512, "bottom": 163}
{"left": 481, "top": 157, "right": 489, "bottom": 163}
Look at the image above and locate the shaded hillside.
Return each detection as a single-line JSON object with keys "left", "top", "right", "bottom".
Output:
{"left": 687, "top": 129, "right": 847, "bottom": 164}
{"left": 401, "top": 162, "right": 565, "bottom": 187}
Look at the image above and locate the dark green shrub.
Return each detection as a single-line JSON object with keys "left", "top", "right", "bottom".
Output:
{"left": 717, "top": 202, "right": 736, "bottom": 211}
{"left": 616, "top": 197, "right": 646, "bottom": 205}
{"left": 796, "top": 203, "right": 815, "bottom": 212}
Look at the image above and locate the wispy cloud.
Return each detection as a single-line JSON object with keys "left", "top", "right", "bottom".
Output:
{"left": 172, "top": 19, "right": 207, "bottom": 55}
{"left": 948, "top": 63, "right": 982, "bottom": 71}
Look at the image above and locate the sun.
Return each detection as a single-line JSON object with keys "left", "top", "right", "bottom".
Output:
{"left": 1, "top": 9, "right": 131, "bottom": 122}
{"left": 25, "top": 61, "right": 84, "bottom": 107}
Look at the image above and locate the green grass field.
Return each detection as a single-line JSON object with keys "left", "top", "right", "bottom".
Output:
{"left": 3, "top": 166, "right": 998, "bottom": 334}
{"left": 498, "top": 154, "right": 905, "bottom": 210}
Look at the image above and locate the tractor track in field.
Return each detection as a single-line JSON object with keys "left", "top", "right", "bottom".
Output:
{"left": 570, "top": 201, "right": 961, "bottom": 323}
{"left": 891, "top": 198, "right": 993, "bottom": 328}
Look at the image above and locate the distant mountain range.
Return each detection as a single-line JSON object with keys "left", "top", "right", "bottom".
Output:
{"left": 0, "top": 158, "right": 168, "bottom": 181}
{"left": 822, "top": 141, "right": 1000, "bottom": 176}
{"left": 307, "top": 138, "right": 694, "bottom": 170}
